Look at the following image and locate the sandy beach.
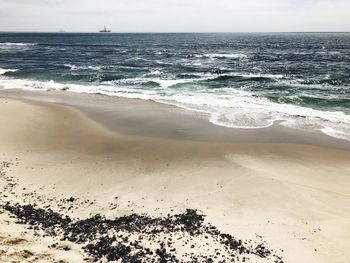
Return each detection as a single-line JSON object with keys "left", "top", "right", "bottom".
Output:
{"left": 1, "top": 92, "right": 350, "bottom": 263}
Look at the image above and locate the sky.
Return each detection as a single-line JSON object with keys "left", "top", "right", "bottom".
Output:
{"left": 0, "top": 0, "right": 349, "bottom": 32}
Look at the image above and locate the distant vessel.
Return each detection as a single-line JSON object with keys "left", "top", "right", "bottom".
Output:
{"left": 99, "top": 26, "right": 111, "bottom": 33}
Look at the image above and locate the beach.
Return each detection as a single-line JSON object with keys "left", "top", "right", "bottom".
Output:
{"left": 0, "top": 91, "right": 350, "bottom": 262}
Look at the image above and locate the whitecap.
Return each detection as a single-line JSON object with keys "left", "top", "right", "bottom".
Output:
{"left": 192, "top": 53, "right": 248, "bottom": 59}
{"left": 152, "top": 79, "right": 195, "bottom": 89}
{"left": 64, "top": 64, "right": 102, "bottom": 71}
{"left": 0, "top": 42, "right": 37, "bottom": 46}
{"left": 0, "top": 68, "right": 17, "bottom": 75}
{"left": 207, "top": 53, "right": 248, "bottom": 59}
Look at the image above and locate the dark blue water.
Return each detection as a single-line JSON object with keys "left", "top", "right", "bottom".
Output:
{"left": 0, "top": 33, "right": 350, "bottom": 140}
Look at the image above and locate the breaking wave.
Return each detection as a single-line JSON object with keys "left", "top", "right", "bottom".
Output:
{"left": 1, "top": 77, "right": 350, "bottom": 141}
{"left": 0, "top": 68, "right": 18, "bottom": 75}
{"left": 1, "top": 32, "right": 350, "bottom": 142}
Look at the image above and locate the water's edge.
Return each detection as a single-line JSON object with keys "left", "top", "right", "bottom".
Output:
{"left": 1, "top": 88, "right": 350, "bottom": 151}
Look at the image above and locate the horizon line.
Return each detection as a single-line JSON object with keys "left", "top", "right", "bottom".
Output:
{"left": 0, "top": 31, "right": 350, "bottom": 34}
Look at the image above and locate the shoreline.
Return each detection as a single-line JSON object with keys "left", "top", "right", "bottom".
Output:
{"left": 0, "top": 93, "right": 350, "bottom": 262}
{"left": 0, "top": 88, "right": 350, "bottom": 150}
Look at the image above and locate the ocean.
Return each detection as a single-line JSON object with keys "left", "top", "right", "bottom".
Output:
{"left": 0, "top": 33, "right": 349, "bottom": 140}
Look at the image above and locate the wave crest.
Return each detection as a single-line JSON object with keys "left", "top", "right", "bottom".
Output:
{"left": 64, "top": 64, "right": 102, "bottom": 71}
{"left": 0, "top": 68, "right": 18, "bottom": 75}
{"left": 0, "top": 42, "right": 37, "bottom": 46}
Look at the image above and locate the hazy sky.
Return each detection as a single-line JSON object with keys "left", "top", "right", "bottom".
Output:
{"left": 0, "top": 0, "right": 349, "bottom": 32}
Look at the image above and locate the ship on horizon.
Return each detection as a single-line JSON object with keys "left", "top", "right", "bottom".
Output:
{"left": 99, "top": 26, "right": 111, "bottom": 33}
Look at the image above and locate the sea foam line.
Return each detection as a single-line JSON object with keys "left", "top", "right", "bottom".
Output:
{"left": 0, "top": 77, "right": 350, "bottom": 141}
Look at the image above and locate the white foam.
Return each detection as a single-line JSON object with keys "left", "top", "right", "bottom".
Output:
{"left": 0, "top": 68, "right": 17, "bottom": 75}
{"left": 207, "top": 53, "right": 248, "bottom": 59}
{"left": 240, "top": 73, "right": 285, "bottom": 79}
{"left": 321, "top": 125, "right": 350, "bottom": 141}
{"left": 153, "top": 88, "right": 350, "bottom": 138}
{"left": 142, "top": 69, "right": 164, "bottom": 78}
{"left": 147, "top": 69, "right": 163, "bottom": 76}
{"left": 153, "top": 79, "right": 195, "bottom": 89}
{"left": 193, "top": 53, "right": 248, "bottom": 59}
{"left": 110, "top": 76, "right": 209, "bottom": 89}
{"left": 1, "top": 77, "right": 350, "bottom": 141}
{"left": 64, "top": 64, "right": 102, "bottom": 71}
{"left": 0, "top": 42, "right": 37, "bottom": 46}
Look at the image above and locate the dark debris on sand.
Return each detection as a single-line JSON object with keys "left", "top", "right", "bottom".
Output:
{"left": 0, "top": 161, "right": 284, "bottom": 263}
{"left": 3, "top": 203, "right": 283, "bottom": 263}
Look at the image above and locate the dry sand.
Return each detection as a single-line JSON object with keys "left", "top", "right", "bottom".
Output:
{"left": 0, "top": 96, "right": 350, "bottom": 262}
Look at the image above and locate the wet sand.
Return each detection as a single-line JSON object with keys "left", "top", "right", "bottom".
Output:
{"left": 0, "top": 94, "right": 350, "bottom": 262}
{"left": 1, "top": 88, "right": 350, "bottom": 150}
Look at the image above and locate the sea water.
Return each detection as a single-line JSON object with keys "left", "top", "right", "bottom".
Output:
{"left": 0, "top": 33, "right": 349, "bottom": 140}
